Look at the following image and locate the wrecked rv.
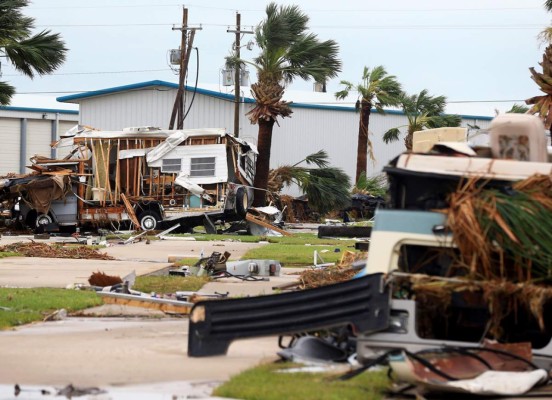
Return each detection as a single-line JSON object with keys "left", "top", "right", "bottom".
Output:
{"left": 0, "top": 126, "right": 257, "bottom": 232}
{"left": 187, "top": 113, "right": 552, "bottom": 369}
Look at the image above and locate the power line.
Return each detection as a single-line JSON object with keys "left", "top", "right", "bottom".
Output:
{"left": 12, "top": 90, "right": 528, "bottom": 104}
{"left": 35, "top": 22, "right": 547, "bottom": 30}
{"left": 4, "top": 68, "right": 172, "bottom": 77}
{"left": 31, "top": 3, "right": 541, "bottom": 12}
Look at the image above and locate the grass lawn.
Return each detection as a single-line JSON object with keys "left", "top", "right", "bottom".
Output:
{"left": 214, "top": 362, "right": 389, "bottom": 400}
{"left": 133, "top": 275, "right": 209, "bottom": 293}
{"left": 0, "top": 288, "right": 102, "bottom": 329}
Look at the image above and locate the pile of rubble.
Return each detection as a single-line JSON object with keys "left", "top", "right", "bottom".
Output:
{"left": 0, "top": 242, "right": 114, "bottom": 260}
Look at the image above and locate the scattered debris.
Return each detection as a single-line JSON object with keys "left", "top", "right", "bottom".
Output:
{"left": 88, "top": 271, "right": 122, "bottom": 287}
{"left": 43, "top": 308, "right": 67, "bottom": 322}
{"left": 0, "top": 242, "right": 114, "bottom": 260}
{"left": 98, "top": 292, "right": 193, "bottom": 315}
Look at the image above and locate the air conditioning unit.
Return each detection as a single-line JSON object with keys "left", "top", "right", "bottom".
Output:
{"left": 222, "top": 69, "right": 234, "bottom": 86}
{"left": 170, "top": 49, "right": 181, "bottom": 65}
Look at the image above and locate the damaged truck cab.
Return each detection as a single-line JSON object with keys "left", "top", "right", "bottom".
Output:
{"left": 2, "top": 126, "right": 257, "bottom": 232}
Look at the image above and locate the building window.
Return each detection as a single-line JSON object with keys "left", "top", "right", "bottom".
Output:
{"left": 161, "top": 158, "right": 182, "bottom": 173}
{"left": 190, "top": 157, "right": 216, "bottom": 177}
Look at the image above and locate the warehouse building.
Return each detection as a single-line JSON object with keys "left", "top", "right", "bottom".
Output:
{"left": 56, "top": 80, "right": 492, "bottom": 183}
{"left": 0, "top": 100, "right": 79, "bottom": 176}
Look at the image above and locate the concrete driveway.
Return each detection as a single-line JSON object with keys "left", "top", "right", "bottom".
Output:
{"left": 0, "top": 235, "right": 293, "bottom": 398}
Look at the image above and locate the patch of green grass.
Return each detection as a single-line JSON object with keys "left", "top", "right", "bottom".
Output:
{"left": 0, "top": 251, "right": 20, "bottom": 258}
{"left": 133, "top": 275, "right": 209, "bottom": 294}
{"left": 214, "top": 362, "right": 389, "bottom": 400}
{"left": 173, "top": 257, "right": 202, "bottom": 267}
{"left": 242, "top": 243, "right": 354, "bottom": 267}
{"left": 169, "top": 233, "right": 262, "bottom": 243}
{"left": 0, "top": 288, "right": 102, "bottom": 330}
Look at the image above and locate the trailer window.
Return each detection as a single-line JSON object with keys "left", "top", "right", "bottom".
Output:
{"left": 191, "top": 157, "right": 216, "bottom": 177}
{"left": 162, "top": 158, "right": 182, "bottom": 173}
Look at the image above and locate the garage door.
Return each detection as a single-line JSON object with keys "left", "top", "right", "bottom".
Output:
{"left": 27, "top": 119, "right": 52, "bottom": 161}
{"left": 0, "top": 118, "right": 21, "bottom": 175}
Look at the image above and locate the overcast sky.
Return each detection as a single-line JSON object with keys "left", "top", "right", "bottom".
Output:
{"left": 4, "top": 0, "right": 552, "bottom": 116}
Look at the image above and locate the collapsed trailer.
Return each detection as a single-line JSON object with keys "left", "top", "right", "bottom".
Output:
{"left": 0, "top": 126, "right": 257, "bottom": 232}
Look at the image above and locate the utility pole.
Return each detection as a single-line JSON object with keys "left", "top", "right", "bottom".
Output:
{"left": 169, "top": 7, "right": 202, "bottom": 130}
{"left": 227, "top": 12, "right": 253, "bottom": 138}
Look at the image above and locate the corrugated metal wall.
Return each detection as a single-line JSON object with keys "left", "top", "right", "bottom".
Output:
{"left": 27, "top": 120, "right": 51, "bottom": 160}
{"left": 75, "top": 87, "right": 492, "bottom": 185}
{"left": 0, "top": 118, "right": 20, "bottom": 175}
{"left": 0, "top": 111, "right": 79, "bottom": 175}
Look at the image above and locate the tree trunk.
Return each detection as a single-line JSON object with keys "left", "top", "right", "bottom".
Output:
{"left": 356, "top": 100, "right": 372, "bottom": 183}
{"left": 404, "top": 127, "right": 415, "bottom": 151}
{"left": 252, "top": 118, "right": 275, "bottom": 207}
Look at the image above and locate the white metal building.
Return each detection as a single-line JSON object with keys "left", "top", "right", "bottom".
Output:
{"left": 57, "top": 80, "right": 493, "bottom": 183}
{"left": 0, "top": 104, "right": 79, "bottom": 175}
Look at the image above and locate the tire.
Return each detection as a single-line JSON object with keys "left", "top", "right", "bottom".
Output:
{"left": 139, "top": 211, "right": 161, "bottom": 231}
{"left": 235, "top": 187, "right": 249, "bottom": 218}
{"left": 36, "top": 213, "right": 53, "bottom": 227}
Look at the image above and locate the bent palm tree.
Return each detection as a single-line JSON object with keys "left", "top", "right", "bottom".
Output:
{"left": 246, "top": 3, "right": 341, "bottom": 206}
{"left": 268, "top": 150, "right": 351, "bottom": 215}
{"left": 383, "top": 89, "right": 461, "bottom": 150}
{"left": 335, "top": 66, "right": 401, "bottom": 183}
{"left": 0, "top": 0, "right": 67, "bottom": 105}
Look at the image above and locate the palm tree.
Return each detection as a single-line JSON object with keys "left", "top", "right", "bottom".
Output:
{"left": 335, "top": 66, "right": 401, "bottom": 183}
{"left": 0, "top": 0, "right": 67, "bottom": 105}
{"left": 246, "top": 3, "right": 341, "bottom": 206}
{"left": 383, "top": 89, "right": 461, "bottom": 150}
{"left": 267, "top": 150, "right": 351, "bottom": 215}
{"left": 526, "top": 46, "right": 552, "bottom": 129}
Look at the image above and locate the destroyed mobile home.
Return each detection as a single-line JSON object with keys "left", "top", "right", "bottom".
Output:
{"left": 0, "top": 126, "right": 257, "bottom": 232}
{"left": 187, "top": 114, "right": 552, "bottom": 391}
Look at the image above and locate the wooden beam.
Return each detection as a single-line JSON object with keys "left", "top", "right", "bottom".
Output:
{"left": 121, "top": 193, "right": 141, "bottom": 230}
{"left": 245, "top": 213, "right": 292, "bottom": 236}
{"left": 98, "top": 292, "right": 192, "bottom": 314}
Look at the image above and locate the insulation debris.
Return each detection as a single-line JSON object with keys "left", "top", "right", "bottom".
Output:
{"left": 0, "top": 242, "right": 114, "bottom": 260}
{"left": 88, "top": 271, "right": 123, "bottom": 287}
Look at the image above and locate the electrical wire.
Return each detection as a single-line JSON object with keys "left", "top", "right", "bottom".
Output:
{"left": 183, "top": 47, "right": 199, "bottom": 121}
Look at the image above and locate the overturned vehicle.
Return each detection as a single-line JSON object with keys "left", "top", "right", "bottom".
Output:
{"left": 0, "top": 126, "right": 257, "bottom": 232}
{"left": 187, "top": 113, "right": 552, "bottom": 371}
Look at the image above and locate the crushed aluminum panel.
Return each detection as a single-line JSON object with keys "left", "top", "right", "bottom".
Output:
{"left": 188, "top": 273, "right": 390, "bottom": 357}
{"left": 119, "top": 148, "right": 149, "bottom": 159}
{"left": 146, "top": 131, "right": 189, "bottom": 163}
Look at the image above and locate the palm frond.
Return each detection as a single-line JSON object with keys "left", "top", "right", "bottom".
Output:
{"left": 507, "top": 104, "right": 530, "bottom": 114}
{"left": 0, "top": 81, "right": 16, "bottom": 105}
{"left": 546, "top": 0, "right": 552, "bottom": 12}
{"left": 5, "top": 30, "right": 67, "bottom": 77}
{"left": 383, "top": 128, "right": 402, "bottom": 143}
{"left": 300, "top": 150, "right": 330, "bottom": 168}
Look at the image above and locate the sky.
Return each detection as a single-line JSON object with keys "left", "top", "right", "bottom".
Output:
{"left": 4, "top": 0, "right": 552, "bottom": 117}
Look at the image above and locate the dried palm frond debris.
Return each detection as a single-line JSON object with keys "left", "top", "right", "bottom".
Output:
{"left": 446, "top": 175, "right": 552, "bottom": 282}
{"left": 402, "top": 274, "right": 552, "bottom": 341}
{"left": 0, "top": 242, "right": 114, "bottom": 260}
{"left": 297, "top": 251, "right": 365, "bottom": 289}
{"left": 88, "top": 271, "right": 122, "bottom": 287}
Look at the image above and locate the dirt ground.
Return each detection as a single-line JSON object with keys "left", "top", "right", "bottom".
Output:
{"left": 0, "top": 236, "right": 290, "bottom": 399}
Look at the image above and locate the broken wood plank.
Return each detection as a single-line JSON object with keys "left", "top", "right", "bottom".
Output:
{"left": 121, "top": 193, "right": 141, "bottom": 230}
{"left": 245, "top": 213, "right": 292, "bottom": 236}
{"left": 98, "top": 292, "right": 192, "bottom": 314}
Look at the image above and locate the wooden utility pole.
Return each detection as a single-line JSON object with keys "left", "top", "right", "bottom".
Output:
{"left": 169, "top": 7, "right": 201, "bottom": 129}
{"left": 227, "top": 12, "right": 253, "bottom": 138}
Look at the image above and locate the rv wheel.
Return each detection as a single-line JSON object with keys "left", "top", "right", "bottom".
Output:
{"left": 36, "top": 213, "right": 53, "bottom": 227}
{"left": 235, "top": 187, "right": 249, "bottom": 218}
{"left": 139, "top": 211, "right": 160, "bottom": 231}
